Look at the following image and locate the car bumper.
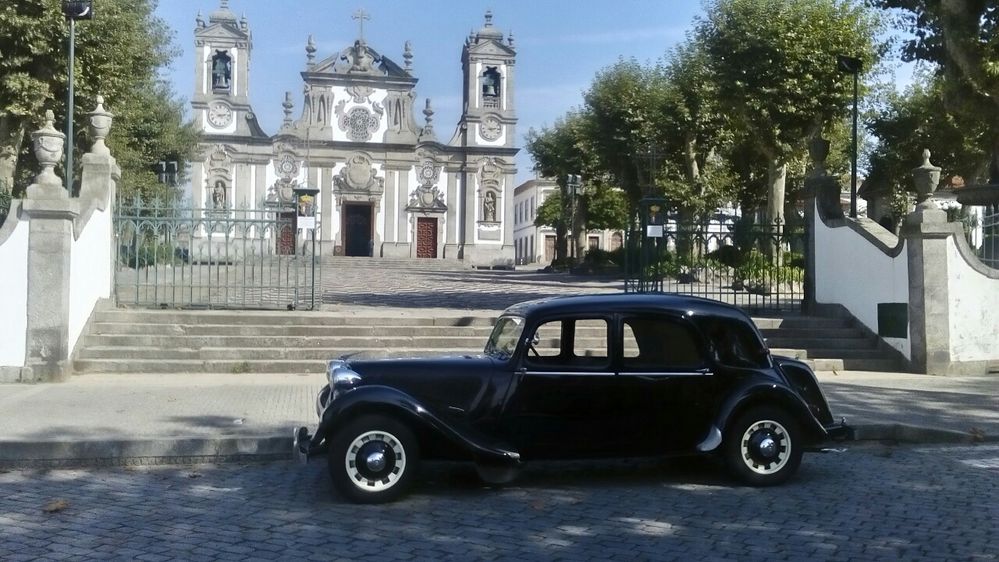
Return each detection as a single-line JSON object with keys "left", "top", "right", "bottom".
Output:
{"left": 293, "top": 426, "right": 328, "bottom": 464}
{"left": 823, "top": 419, "right": 854, "bottom": 442}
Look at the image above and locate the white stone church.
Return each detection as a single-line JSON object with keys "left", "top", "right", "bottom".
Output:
{"left": 189, "top": 2, "right": 519, "bottom": 266}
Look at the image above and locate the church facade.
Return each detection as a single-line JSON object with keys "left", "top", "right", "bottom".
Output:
{"left": 189, "top": 2, "right": 519, "bottom": 266}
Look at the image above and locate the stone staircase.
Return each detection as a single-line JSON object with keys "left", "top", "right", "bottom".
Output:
{"left": 73, "top": 308, "right": 902, "bottom": 375}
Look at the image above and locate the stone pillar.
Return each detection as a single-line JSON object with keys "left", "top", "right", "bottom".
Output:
{"left": 20, "top": 112, "right": 77, "bottom": 382}
{"left": 802, "top": 135, "right": 840, "bottom": 314}
{"left": 903, "top": 150, "right": 955, "bottom": 375}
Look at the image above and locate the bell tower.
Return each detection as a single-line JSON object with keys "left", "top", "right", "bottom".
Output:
{"left": 192, "top": 1, "right": 254, "bottom": 136}
{"left": 458, "top": 10, "right": 517, "bottom": 149}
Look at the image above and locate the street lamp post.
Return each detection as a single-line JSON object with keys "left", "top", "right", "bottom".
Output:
{"left": 837, "top": 54, "right": 862, "bottom": 219}
{"left": 62, "top": 1, "right": 94, "bottom": 193}
{"left": 566, "top": 174, "right": 581, "bottom": 262}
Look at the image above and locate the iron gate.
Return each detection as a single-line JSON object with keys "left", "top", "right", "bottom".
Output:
{"left": 113, "top": 196, "right": 322, "bottom": 310}
{"left": 624, "top": 204, "right": 806, "bottom": 314}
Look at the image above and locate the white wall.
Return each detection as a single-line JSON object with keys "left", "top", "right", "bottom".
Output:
{"left": 814, "top": 201, "right": 911, "bottom": 359}
{"left": 947, "top": 236, "right": 999, "bottom": 362}
{"left": 68, "top": 205, "right": 112, "bottom": 353}
{"left": 0, "top": 214, "right": 29, "bottom": 367}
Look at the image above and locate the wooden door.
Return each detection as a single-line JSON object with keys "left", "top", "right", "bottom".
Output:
{"left": 344, "top": 204, "right": 373, "bottom": 257}
{"left": 544, "top": 235, "right": 556, "bottom": 263}
{"left": 416, "top": 217, "right": 438, "bottom": 258}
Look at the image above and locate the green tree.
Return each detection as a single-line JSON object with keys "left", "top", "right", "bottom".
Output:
{"left": 525, "top": 112, "right": 594, "bottom": 262}
{"left": 697, "top": 0, "right": 883, "bottom": 222}
{"left": 0, "top": 0, "right": 197, "bottom": 199}
{"left": 871, "top": 0, "right": 999, "bottom": 181}
{"left": 866, "top": 73, "right": 990, "bottom": 203}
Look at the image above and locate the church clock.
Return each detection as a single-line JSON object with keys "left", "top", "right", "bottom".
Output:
{"left": 207, "top": 101, "right": 233, "bottom": 128}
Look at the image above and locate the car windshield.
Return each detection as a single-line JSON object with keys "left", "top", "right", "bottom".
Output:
{"left": 484, "top": 315, "right": 525, "bottom": 359}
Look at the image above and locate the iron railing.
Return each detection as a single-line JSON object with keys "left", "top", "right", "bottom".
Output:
{"left": 624, "top": 215, "right": 806, "bottom": 313}
{"left": 113, "top": 196, "right": 321, "bottom": 310}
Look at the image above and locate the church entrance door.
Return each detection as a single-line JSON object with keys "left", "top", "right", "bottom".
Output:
{"left": 276, "top": 212, "right": 296, "bottom": 255}
{"left": 416, "top": 217, "right": 438, "bottom": 258}
{"left": 344, "top": 203, "right": 373, "bottom": 257}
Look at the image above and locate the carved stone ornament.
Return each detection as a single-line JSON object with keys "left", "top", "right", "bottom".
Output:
{"left": 31, "top": 110, "right": 65, "bottom": 188}
{"left": 275, "top": 153, "right": 299, "bottom": 181}
{"left": 87, "top": 95, "right": 114, "bottom": 156}
{"left": 346, "top": 85, "right": 375, "bottom": 103}
{"left": 408, "top": 184, "right": 446, "bottom": 211}
{"left": 336, "top": 100, "right": 384, "bottom": 142}
{"left": 478, "top": 157, "right": 502, "bottom": 188}
{"left": 334, "top": 153, "right": 384, "bottom": 193}
{"left": 417, "top": 157, "right": 441, "bottom": 188}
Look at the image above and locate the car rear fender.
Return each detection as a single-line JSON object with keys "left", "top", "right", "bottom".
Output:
{"left": 700, "top": 383, "right": 827, "bottom": 451}
{"left": 319, "top": 385, "right": 521, "bottom": 466}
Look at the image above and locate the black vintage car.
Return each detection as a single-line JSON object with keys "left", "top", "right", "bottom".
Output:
{"left": 294, "top": 293, "right": 851, "bottom": 503}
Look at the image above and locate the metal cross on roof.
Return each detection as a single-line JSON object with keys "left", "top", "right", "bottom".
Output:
{"left": 352, "top": 8, "right": 371, "bottom": 41}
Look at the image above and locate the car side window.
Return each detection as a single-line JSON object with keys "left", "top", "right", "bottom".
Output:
{"left": 701, "top": 318, "right": 769, "bottom": 369}
{"left": 524, "top": 318, "right": 609, "bottom": 369}
{"left": 621, "top": 316, "right": 705, "bottom": 370}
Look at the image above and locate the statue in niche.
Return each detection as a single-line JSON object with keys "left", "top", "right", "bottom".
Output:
{"left": 212, "top": 51, "right": 232, "bottom": 91}
{"left": 212, "top": 181, "right": 226, "bottom": 209}
{"left": 483, "top": 191, "right": 497, "bottom": 222}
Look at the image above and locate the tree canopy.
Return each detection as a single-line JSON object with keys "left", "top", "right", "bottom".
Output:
{"left": 0, "top": 0, "right": 197, "bottom": 198}
{"left": 697, "top": 0, "right": 883, "bottom": 221}
{"left": 871, "top": 0, "right": 999, "bottom": 181}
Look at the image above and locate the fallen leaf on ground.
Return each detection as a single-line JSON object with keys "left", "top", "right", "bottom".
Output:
{"left": 187, "top": 472, "right": 202, "bottom": 479}
{"left": 43, "top": 499, "right": 69, "bottom": 513}
{"left": 969, "top": 427, "right": 986, "bottom": 443}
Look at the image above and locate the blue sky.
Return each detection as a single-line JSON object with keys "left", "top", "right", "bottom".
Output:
{"left": 154, "top": 1, "right": 912, "bottom": 182}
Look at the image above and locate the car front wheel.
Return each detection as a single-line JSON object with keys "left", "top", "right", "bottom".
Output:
{"left": 724, "top": 406, "right": 802, "bottom": 486}
{"left": 329, "top": 414, "right": 420, "bottom": 504}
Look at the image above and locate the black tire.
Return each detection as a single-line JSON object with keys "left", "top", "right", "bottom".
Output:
{"left": 723, "top": 406, "right": 803, "bottom": 486}
{"left": 328, "top": 414, "right": 420, "bottom": 504}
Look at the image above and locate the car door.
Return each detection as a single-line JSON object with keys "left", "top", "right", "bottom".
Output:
{"left": 501, "top": 315, "right": 625, "bottom": 459}
{"left": 614, "top": 313, "right": 717, "bottom": 455}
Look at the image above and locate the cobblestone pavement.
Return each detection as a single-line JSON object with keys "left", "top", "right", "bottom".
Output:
{"left": 1, "top": 444, "right": 996, "bottom": 561}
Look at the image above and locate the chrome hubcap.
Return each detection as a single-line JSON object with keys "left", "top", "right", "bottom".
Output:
{"left": 365, "top": 450, "right": 386, "bottom": 472}
{"left": 740, "top": 419, "right": 791, "bottom": 475}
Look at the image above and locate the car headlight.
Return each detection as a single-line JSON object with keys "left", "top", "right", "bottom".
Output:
{"left": 327, "top": 359, "right": 362, "bottom": 400}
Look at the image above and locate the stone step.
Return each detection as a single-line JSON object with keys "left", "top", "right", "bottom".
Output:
{"left": 770, "top": 348, "right": 894, "bottom": 361}
{"left": 78, "top": 346, "right": 484, "bottom": 361}
{"left": 95, "top": 310, "right": 496, "bottom": 327}
{"left": 752, "top": 316, "right": 853, "bottom": 330}
{"left": 73, "top": 354, "right": 466, "bottom": 374}
{"left": 88, "top": 323, "right": 497, "bottom": 337}
{"left": 80, "top": 335, "right": 489, "bottom": 349}
{"left": 322, "top": 256, "right": 470, "bottom": 271}
{"left": 758, "top": 327, "right": 866, "bottom": 339}
{"left": 764, "top": 337, "right": 877, "bottom": 350}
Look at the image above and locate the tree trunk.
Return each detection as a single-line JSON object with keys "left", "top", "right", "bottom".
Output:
{"left": 766, "top": 159, "right": 786, "bottom": 224}
{"left": 0, "top": 116, "right": 26, "bottom": 195}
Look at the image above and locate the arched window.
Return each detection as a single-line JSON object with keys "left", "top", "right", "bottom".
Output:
{"left": 481, "top": 67, "right": 501, "bottom": 108}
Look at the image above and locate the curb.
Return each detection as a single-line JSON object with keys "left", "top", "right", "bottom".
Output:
{"left": 0, "top": 436, "right": 291, "bottom": 469}
{"left": 851, "top": 423, "right": 993, "bottom": 445}
{"left": 1, "top": 423, "right": 993, "bottom": 469}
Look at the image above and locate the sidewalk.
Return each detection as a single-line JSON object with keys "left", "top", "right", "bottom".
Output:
{"left": 0, "top": 370, "right": 995, "bottom": 468}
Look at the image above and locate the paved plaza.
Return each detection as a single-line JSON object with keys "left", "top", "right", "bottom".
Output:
{"left": 1, "top": 443, "right": 996, "bottom": 561}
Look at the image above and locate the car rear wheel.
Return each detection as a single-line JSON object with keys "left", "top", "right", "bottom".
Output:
{"left": 724, "top": 406, "right": 802, "bottom": 486}
{"left": 329, "top": 414, "right": 420, "bottom": 504}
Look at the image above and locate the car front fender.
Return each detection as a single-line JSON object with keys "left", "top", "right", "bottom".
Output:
{"left": 698, "top": 382, "right": 828, "bottom": 452}
{"left": 318, "top": 385, "right": 521, "bottom": 466}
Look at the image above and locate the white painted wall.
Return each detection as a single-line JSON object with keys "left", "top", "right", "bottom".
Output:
{"left": 0, "top": 215, "right": 29, "bottom": 367}
{"left": 68, "top": 205, "right": 112, "bottom": 353}
{"left": 947, "top": 237, "right": 999, "bottom": 362}
{"left": 814, "top": 201, "right": 911, "bottom": 359}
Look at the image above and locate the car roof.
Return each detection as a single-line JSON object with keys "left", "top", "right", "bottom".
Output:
{"left": 501, "top": 293, "right": 753, "bottom": 322}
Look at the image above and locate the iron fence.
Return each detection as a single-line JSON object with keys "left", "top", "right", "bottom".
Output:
{"left": 113, "top": 196, "right": 321, "bottom": 310}
{"left": 973, "top": 203, "right": 999, "bottom": 269}
{"left": 624, "top": 215, "right": 806, "bottom": 314}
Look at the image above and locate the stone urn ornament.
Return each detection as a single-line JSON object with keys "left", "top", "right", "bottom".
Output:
{"left": 87, "top": 95, "right": 114, "bottom": 156}
{"left": 912, "top": 149, "right": 941, "bottom": 208}
{"left": 31, "top": 110, "right": 66, "bottom": 189}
